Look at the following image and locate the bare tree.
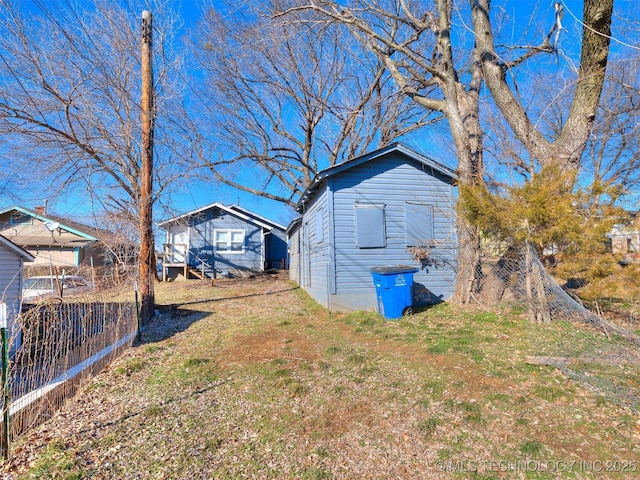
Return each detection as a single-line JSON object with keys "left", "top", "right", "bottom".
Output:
{"left": 0, "top": 0, "right": 189, "bottom": 322}
{"left": 472, "top": 0, "right": 614, "bottom": 172}
{"left": 277, "top": 0, "right": 616, "bottom": 306}
{"left": 276, "top": 0, "right": 485, "bottom": 303}
{"left": 485, "top": 55, "right": 640, "bottom": 205}
{"left": 189, "top": 1, "right": 437, "bottom": 208}
{"left": 582, "top": 59, "right": 640, "bottom": 198}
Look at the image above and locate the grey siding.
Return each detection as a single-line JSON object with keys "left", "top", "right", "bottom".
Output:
{"left": 300, "top": 189, "right": 332, "bottom": 308}
{"left": 229, "top": 207, "right": 288, "bottom": 268}
{"left": 293, "top": 148, "right": 457, "bottom": 313}
{"left": 0, "top": 246, "right": 25, "bottom": 353}
{"left": 161, "top": 204, "right": 288, "bottom": 274}
{"left": 330, "top": 156, "right": 456, "bottom": 310}
{"left": 288, "top": 225, "right": 301, "bottom": 284}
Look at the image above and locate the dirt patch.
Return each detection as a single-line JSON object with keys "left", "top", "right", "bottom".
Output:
{"left": 220, "top": 327, "right": 321, "bottom": 366}
{"left": 305, "top": 400, "right": 376, "bottom": 437}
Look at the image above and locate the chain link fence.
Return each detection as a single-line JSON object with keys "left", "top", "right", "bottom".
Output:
{"left": 475, "top": 242, "right": 640, "bottom": 410}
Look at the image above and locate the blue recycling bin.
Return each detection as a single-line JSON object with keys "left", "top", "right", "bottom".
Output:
{"left": 370, "top": 265, "right": 419, "bottom": 319}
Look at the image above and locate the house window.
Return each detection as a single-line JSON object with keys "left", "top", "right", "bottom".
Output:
{"left": 10, "top": 213, "right": 32, "bottom": 225}
{"left": 355, "top": 204, "right": 386, "bottom": 248}
{"left": 214, "top": 229, "right": 245, "bottom": 253}
{"left": 405, "top": 202, "right": 433, "bottom": 246}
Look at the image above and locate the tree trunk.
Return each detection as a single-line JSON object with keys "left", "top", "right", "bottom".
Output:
{"left": 447, "top": 86, "right": 484, "bottom": 305}
{"left": 524, "top": 242, "right": 551, "bottom": 324}
{"left": 452, "top": 218, "right": 482, "bottom": 304}
{"left": 480, "top": 245, "right": 520, "bottom": 305}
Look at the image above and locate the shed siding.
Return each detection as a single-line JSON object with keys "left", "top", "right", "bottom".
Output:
{"left": 0, "top": 245, "right": 25, "bottom": 353}
{"left": 289, "top": 146, "right": 457, "bottom": 313}
{"left": 0, "top": 246, "right": 22, "bottom": 301}
{"left": 301, "top": 189, "right": 331, "bottom": 307}
{"left": 329, "top": 155, "right": 456, "bottom": 311}
{"left": 288, "top": 226, "right": 301, "bottom": 284}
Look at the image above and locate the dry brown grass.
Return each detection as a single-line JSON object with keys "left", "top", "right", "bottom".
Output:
{"left": 2, "top": 274, "right": 639, "bottom": 479}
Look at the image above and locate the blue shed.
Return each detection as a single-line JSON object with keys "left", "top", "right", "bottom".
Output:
{"left": 287, "top": 143, "right": 457, "bottom": 312}
{"left": 158, "top": 203, "right": 288, "bottom": 280}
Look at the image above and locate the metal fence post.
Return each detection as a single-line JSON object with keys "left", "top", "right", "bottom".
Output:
{"left": 0, "top": 303, "right": 10, "bottom": 460}
{"left": 134, "top": 281, "right": 141, "bottom": 342}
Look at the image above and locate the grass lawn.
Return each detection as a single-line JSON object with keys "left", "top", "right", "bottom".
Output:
{"left": 2, "top": 275, "right": 639, "bottom": 479}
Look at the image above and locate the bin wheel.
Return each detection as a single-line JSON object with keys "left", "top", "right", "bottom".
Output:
{"left": 402, "top": 307, "right": 414, "bottom": 316}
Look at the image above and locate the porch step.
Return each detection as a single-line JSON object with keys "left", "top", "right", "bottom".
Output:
{"left": 186, "top": 266, "right": 216, "bottom": 280}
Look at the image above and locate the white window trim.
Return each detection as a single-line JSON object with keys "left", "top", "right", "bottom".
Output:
{"left": 214, "top": 228, "right": 245, "bottom": 254}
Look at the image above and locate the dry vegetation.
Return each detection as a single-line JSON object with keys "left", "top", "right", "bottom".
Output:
{"left": 1, "top": 275, "right": 639, "bottom": 479}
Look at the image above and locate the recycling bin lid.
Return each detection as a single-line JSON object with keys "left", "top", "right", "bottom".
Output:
{"left": 370, "top": 265, "right": 419, "bottom": 275}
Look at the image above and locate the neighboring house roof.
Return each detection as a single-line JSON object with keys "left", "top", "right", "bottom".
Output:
{"left": 226, "top": 204, "right": 287, "bottom": 232}
{"left": 297, "top": 142, "right": 457, "bottom": 211}
{"left": 0, "top": 205, "right": 99, "bottom": 247}
{"left": 0, "top": 234, "right": 35, "bottom": 262}
{"left": 158, "top": 202, "right": 283, "bottom": 232}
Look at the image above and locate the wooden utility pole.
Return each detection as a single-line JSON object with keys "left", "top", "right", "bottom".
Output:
{"left": 140, "top": 10, "right": 155, "bottom": 325}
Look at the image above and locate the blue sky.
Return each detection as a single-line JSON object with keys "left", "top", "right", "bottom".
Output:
{"left": 3, "top": 0, "right": 638, "bottom": 232}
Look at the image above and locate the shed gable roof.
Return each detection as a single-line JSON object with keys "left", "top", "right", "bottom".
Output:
{"left": 298, "top": 143, "right": 456, "bottom": 211}
{"left": 0, "top": 234, "right": 35, "bottom": 262}
{"left": 286, "top": 216, "right": 303, "bottom": 235}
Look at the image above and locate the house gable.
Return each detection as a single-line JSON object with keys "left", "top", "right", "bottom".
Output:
{"left": 0, "top": 206, "right": 103, "bottom": 266}
{"left": 298, "top": 143, "right": 456, "bottom": 212}
{"left": 0, "top": 206, "right": 98, "bottom": 247}
{"left": 227, "top": 205, "right": 287, "bottom": 232}
{"left": 158, "top": 202, "right": 288, "bottom": 274}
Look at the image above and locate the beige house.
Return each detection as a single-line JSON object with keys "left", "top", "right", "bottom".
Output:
{"left": 0, "top": 205, "right": 104, "bottom": 268}
{"left": 609, "top": 212, "right": 639, "bottom": 255}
